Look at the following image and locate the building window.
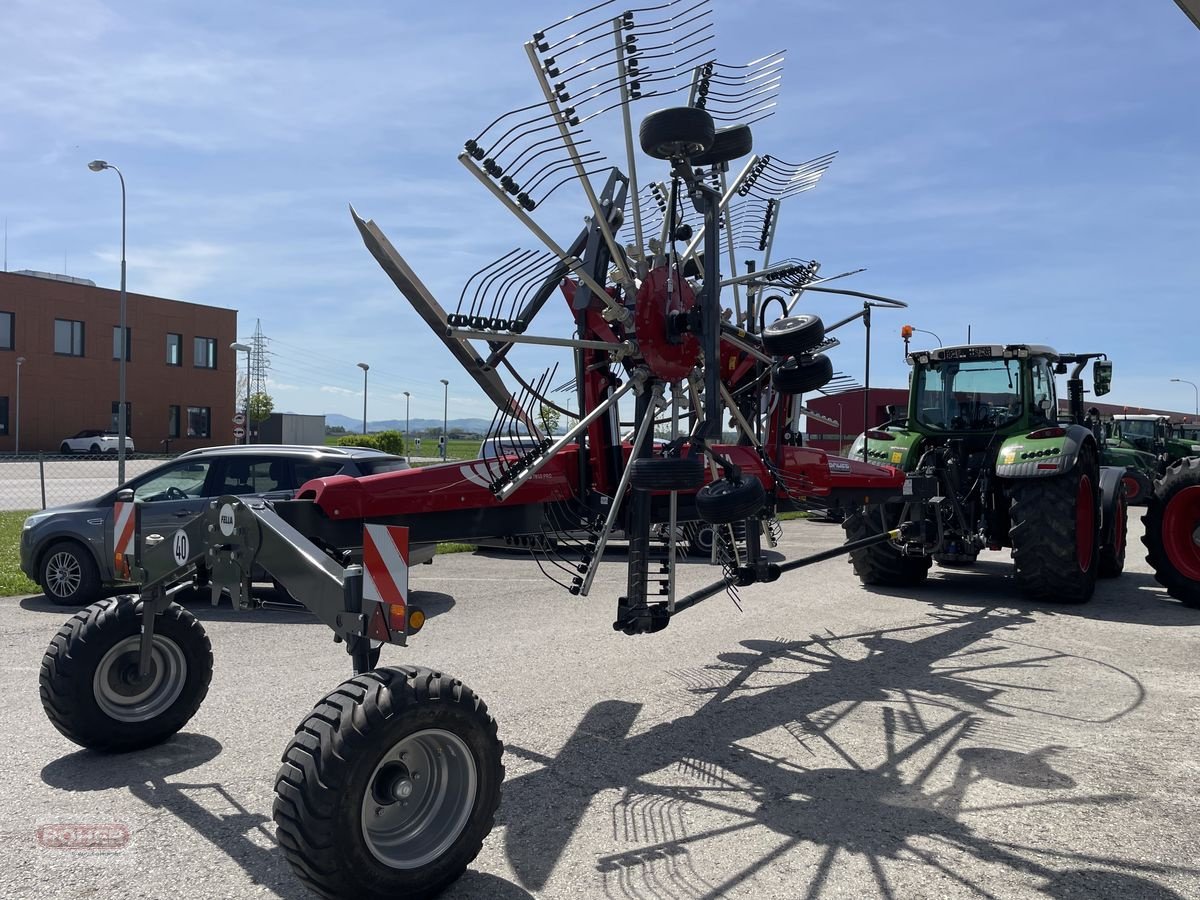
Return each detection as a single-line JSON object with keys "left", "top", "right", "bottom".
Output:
{"left": 54, "top": 319, "right": 85, "bottom": 356}
{"left": 0, "top": 396, "right": 8, "bottom": 435}
{"left": 0, "top": 311, "right": 13, "bottom": 350}
{"left": 187, "top": 406, "right": 211, "bottom": 438}
{"left": 111, "top": 401, "right": 132, "bottom": 436}
{"left": 166, "top": 333, "right": 182, "bottom": 366}
{"left": 168, "top": 405, "right": 181, "bottom": 439}
{"left": 193, "top": 337, "right": 216, "bottom": 369}
{"left": 112, "top": 326, "right": 132, "bottom": 361}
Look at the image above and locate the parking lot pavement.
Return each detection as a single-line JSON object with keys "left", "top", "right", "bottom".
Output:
{"left": 3, "top": 516, "right": 1199, "bottom": 899}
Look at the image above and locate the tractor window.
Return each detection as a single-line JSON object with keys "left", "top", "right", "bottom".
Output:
{"left": 914, "top": 359, "right": 1022, "bottom": 431}
{"left": 1121, "top": 420, "right": 1157, "bottom": 439}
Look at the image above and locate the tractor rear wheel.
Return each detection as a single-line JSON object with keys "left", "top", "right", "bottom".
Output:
{"left": 273, "top": 666, "right": 503, "bottom": 900}
{"left": 1142, "top": 457, "right": 1200, "bottom": 608}
{"left": 1009, "top": 443, "right": 1101, "bottom": 603}
{"left": 842, "top": 504, "right": 931, "bottom": 587}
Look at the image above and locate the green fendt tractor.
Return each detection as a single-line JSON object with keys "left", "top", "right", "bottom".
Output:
{"left": 844, "top": 344, "right": 1126, "bottom": 603}
{"left": 1111, "top": 414, "right": 1200, "bottom": 474}
{"left": 1096, "top": 418, "right": 1161, "bottom": 506}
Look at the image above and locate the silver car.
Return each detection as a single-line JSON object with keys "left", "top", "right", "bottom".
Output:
{"left": 20, "top": 444, "right": 409, "bottom": 606}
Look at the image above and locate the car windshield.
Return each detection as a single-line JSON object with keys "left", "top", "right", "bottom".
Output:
{"left": 914, "top": 358, "right": 1022, "bottom": 431}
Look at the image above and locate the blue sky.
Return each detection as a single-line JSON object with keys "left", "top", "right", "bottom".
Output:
{"left": 3, "top": 0, "right": 1198, "bottom": 423}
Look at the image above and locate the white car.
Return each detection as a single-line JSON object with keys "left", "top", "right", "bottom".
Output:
{"left": 59, "top": 430, "right": 136, "bottom": 455}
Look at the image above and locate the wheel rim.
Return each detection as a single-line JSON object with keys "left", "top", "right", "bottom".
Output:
{"left": 93, "top": 635, "right": 188, "bottom": 722}
{"left": 360, "top": 728, "right": 478, "bottom": 870}
{"left": 1076, "top": 475, "right": 1095, "bottom": 572}
{"left": 1121, "top": 475, "right": 1141, "bottom": 503}
{"left": 45, "top": 551, "right": 82, "bottom": 598}
{"left": 1162, "top": 485, "right": 1200, "bottom": 582}
{"left": 1113, "top": 498, "right": 1126, "bottom": 558}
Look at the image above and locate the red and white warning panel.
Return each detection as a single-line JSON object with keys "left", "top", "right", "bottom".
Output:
{"left": 362, "top": 524, "right": 414, "bottom": 643}
{"left": 113, "top": 501, "right": 136, "bottom": 580}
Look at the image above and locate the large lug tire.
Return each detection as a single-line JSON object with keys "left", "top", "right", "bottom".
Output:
{"left": 695, "top": 476, "right": 766, "bottom": 524}
{"left": 629, "top": 456, "right": 705, "bottom": 492}
{"left": 274, "top": 666, "right": 503, "bottom": 900}
{"left": 689, "top": 123, "right": 753, "bottom": 167}
{"left": 1121, "top": 469, "right": 1153, "bottom": 507}
{"left": 39, "top": 540, "right": 103, "bottom": 607}
{"left": 1009, "top": 443, "right": 1101, "bottom": 603}
{"left": 39, "top": 597, "right": 213, "bottom": 752}
{"left": 761, "top": 314, "right": 825, "bottom": 356}
{"left": 772, "top": 353, "right": 834, "bottom": 395}
{"left": 1098, "top": 484, "right": 1128, "bottom": 579}
{"left": 639, "top": 107, "right": 715, "bottom": 161}
{"left": 842, "top": 505, "right": 931, "bottom": 587}
{"left": 1142, "top": 457, "right": 1200, "bottom": 608}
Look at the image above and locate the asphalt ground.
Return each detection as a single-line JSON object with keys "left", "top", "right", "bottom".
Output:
{"left": 3, "top": 517, "right": 1198, "bottom": 899}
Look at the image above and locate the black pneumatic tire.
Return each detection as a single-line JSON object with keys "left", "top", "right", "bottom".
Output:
{"left": 59, "top": 442, "right": 72, "bottom": 455}
{"left": 274, "top": 666, "right": 504, "bottom": 900}
{"left": 772, "top": 354, "right": 834, "bottom": 395}
{"left": 1098, "top": 483, "right": 1128, "bottom": 579}
{"left": 842, "top": 505, "right": 931, "bottom": 587}
{"left": 1009, "top": 442, "right": 1101, "bottom": 603}
{"left": 695, "top": 476, "right": 765, "bottom": 524}
{"left": 690, "top": 124, "right": 754, "bottom": 167}
{"left": 39, "top": 597, "right": 213, "bottom": 752}
{"left": 639, "top": 106, "right": 715, "bottom": 161}
{"left": 1142, "top": 456, "right": 1200, "bottom": 608}
{"left": 761, "top": 314, "right": 825, "bottom": 356}
{"left": 629, "top": 456, "right": 705, "bottom": 491}
{"left": 39, "top": 540, "right": 102, "bottom": 607}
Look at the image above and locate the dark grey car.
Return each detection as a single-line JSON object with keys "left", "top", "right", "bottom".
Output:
{"left": 20, "top": 444, "right": 409, "bottom": 606}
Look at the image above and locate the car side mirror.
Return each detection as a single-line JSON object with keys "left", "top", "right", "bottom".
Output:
{"left": 1093, "top": 360, "right": 1113, "bottom": 397}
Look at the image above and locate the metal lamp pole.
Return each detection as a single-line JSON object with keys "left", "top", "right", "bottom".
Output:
{"left": 357, "top": 363, "right": 370, "bottom": 435}
{"left": 440, "top": 378, "right": 449, "bottom": 460}
{"left": 1171, "top": 378, "right": 1198, "bottom": 416}
{"left": 230, "top": 342, "right": 251, "bottom": 443}
{"left": 88, "top": 160, "right": 128, "bottom": 483}
{"left": 15, "top": 356, "right": 24, "bottom": 455}
{"left": 403, "top": 391, "right": 411, "bottom": 454}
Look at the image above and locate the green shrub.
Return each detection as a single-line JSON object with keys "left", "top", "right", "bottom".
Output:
{"left": 334, "top": 430, "right": 405, "bottom": 455}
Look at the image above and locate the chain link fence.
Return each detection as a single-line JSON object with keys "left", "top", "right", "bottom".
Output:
{"left": 0, "top": 454, "right": 175, "bottom": 512}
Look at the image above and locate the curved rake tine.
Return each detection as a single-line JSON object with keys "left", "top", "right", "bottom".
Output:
{"left": 483, "top": 249, "right": 541, "bottom": 322}
{"left": 507, "top": 133, "right": 593, "bottom": 181}
{"left": 632, "top": 0, "right": 712, "bottom": 40}
{"left": 496, "top": 251, "right": 556, "bottom": 323}
{"left": 470, "top": 96, "right": 557, "bottom": 147}
{"left": 534, "top": 0, "right": 621, "bottom": 44}
{"left": 523, "top": 152, "right": 607, "bottom": 198}
{"left": 534, "top": 164, "right": 615, "bottom": 207}
{"left": 501, "top": 358, "right": 578, "bottom": 420}
{"left": 457, "top": 249, "right": 523, "bottom": 320}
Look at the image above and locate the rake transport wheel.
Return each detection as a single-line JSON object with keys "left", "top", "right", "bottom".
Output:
{"left": 639, "top": 106, "right": 715, "bottom": 160}
{"left": 772, "top": 353, "right": 834, "bottom": 395}
{"left": 1142, "top": 457, "right": 1200, "bottom": 608}
{"left": 274, "top": 666, "right": 503, "bottom": 900}
{"left": 843, "top": 504, "right": 931, "bottom": 587}
{"left": 39, "top": 596, "right": 213, "bottom": 752}
{"left": 690, "top": 123, "right": 754, "bottom": 167}
{"left": 695, "top": 476, "right": 766, "bottom": 524}
{"left": 761, "top": 314, "right": 825, "bottom": 357}
{"left": 629, "top": 456, "right": 705, "bottom": 491}
{"left": 1098, "top": 483, "right": 1128, "bottom": 579}
{"left": 1010, "top": 443, "right": 1101, "bottom": 603}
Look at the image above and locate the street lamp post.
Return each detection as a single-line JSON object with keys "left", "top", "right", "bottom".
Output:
{"left": 1170, "top": 378, "right": 1198, "bottom": 416}
{"left": 440, "top": 379, "right": 449, "bottom": 460}
{"left": 15, "top": 356, "right": 25, "bottom": 455}
{"left": 88, "top": 160, "right": 128, "bottom": 483}
{"left": 357, "top": 363, "right": 370, "bottom": 435}
{"left": 403, "top": 391, "right": 411, "bottom": 455}
{"left": 230, "top": 342, "right": 251, "bottom": 444}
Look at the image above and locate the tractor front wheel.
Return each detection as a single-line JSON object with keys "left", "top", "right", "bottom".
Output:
{"left": 842, "top": 504, "right": 931, "bottom": 587}
{"left": 273, "top": 666, "right": 503, "bottom": 900}
{"left": 1009, "top": 444, "right": 1100, "bottom": 603}
{"left": 1142, "top": 457, "right": 1200, "bottom": 608}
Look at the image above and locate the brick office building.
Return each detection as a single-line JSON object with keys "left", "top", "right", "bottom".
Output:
{"left": 0, "top": 270, "right": 236, "bottom": 453}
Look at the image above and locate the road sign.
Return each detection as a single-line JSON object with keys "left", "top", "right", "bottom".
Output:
{"left": 415, "top": 438, "right": 421, "bottom": 449}
{"left": 233, "top": 427, "right": 246, "bottom": 439}
{"left": 233, "top": 413, "right": 246, "bottom": 426}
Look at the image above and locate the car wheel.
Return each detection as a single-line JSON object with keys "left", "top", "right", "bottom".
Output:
{"left": 90, "top": 443, "right": 102, "bottom": 454}
{"left": 59, "top": 443, "right": 72, "bottom": 455}
{"left": 40, "top": 541, "right": 102, "bottom": 607}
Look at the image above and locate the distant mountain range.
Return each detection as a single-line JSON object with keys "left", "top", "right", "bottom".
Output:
{"left": 322, "top": 413, "right": 499, "bottom": 434}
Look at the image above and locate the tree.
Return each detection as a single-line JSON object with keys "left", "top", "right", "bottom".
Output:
{"left": 537, "top": 403, "right": 561, "bottom": 437}
{"left": 248, "top": 391, "right": 274, "bottom": 424}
